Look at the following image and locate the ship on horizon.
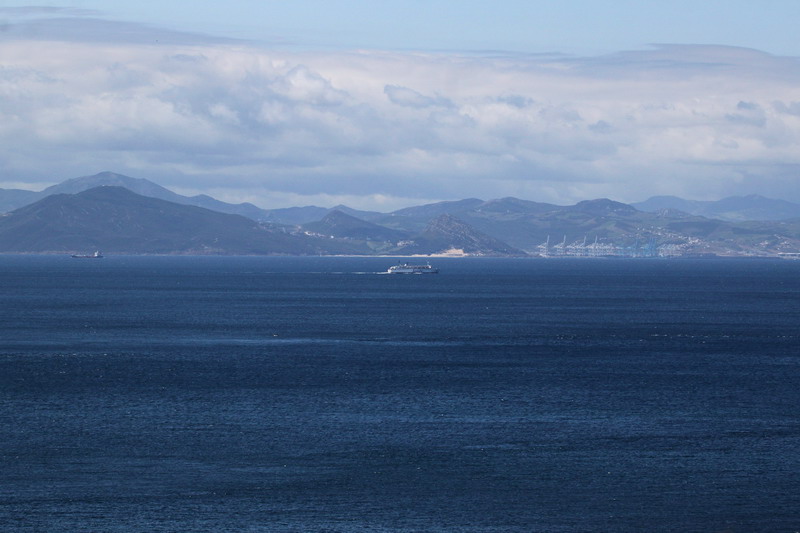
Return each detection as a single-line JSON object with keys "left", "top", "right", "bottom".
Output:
{"left": 71, "top": 251, "right": 103, "bottom": 259}
{"left": 387, "top": 262, "right": 438, "bottom": 274}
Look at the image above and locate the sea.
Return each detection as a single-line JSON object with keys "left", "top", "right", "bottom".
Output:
{"left": 1, "top": 255, "right": 799, "bottom": 532}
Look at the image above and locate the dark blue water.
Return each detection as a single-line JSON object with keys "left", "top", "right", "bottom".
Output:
{"left": 1, "top": 255, "right": 799, "bottom": 532}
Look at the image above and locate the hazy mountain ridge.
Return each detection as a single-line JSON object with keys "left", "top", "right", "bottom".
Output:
{"left": 0, "top": 187, "right": 363, "bottom": 255}
{"left": 297, "top": 210, "right": 523, "bottom": 256}
{"left": 1, "top": 171, "right": 272, "bottom": 221}
{"left": 302, "top": 210, "right": 409, "bottom": 243}
{"left": 2, "top": 172, "right": 800, "bottom": 256}
{"left": 633, "top": 194, "right": 800, "bottom": 222}
{"left": 395, "top": 214, "right": 526, "bottom": 256}
{"left": 0, "top": 189, "right": 39, "bottom": 213}
{"left": 0, "top": 187, "right": 521, "bottom": 256}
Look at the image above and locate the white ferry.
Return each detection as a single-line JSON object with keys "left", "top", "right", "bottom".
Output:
{"left": 387, "top": 262, "right": 438, "bottom": 274}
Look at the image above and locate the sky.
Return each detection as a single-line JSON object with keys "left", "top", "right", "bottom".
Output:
{"left": 2, "top": 1, "right": 800, "bottom": 210}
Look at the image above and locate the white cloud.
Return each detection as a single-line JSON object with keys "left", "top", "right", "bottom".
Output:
{"left": 384, "top": 85, "right": 452, "bottom": 109}
{"left": 2, "top": 19, "right": 800, "bottom": 209}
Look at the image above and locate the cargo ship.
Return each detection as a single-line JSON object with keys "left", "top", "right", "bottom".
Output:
{"left": 71, "top": 251, "right": 103, "bottom": 258}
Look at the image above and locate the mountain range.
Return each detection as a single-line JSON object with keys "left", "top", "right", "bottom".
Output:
{"left": 631, "top": 195, "right": 800, "bottom": 222}
{"left": 0, "top": 171, "right": 270, "bottom": 220}
{"left": 1, "top": 172, "right": 800, "bottom": 257}
{"left": 0, "top": 186, "right": 366, "bottom": 255}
